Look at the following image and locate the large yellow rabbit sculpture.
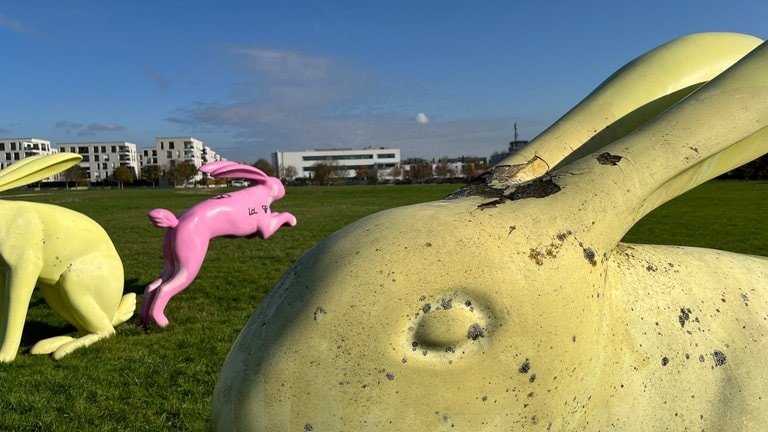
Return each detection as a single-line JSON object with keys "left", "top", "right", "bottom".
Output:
{"left": 0, "top": 154, "right": 134, "bottom": 362}
{"left": 213, "top": 33, "right": 768, "bottom": 430}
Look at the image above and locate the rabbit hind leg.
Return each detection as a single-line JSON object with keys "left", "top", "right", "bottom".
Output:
{"left": 35, "top": 256, "right": 122, "bottom": 359}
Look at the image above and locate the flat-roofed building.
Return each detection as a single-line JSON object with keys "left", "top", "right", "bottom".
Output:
{"left": 0, "top": 137, "right": 58, "bottom": 168}
{"left": 140, "top": 137, "right": 223, "bottom": 185}
{"left": 0, "top": 137, "right": 64, "bottom": 182}
{"left": 272, "top": 147, "right": 402, "bottom": 183}
{"left": 59, "top": 141, "right": 140, "bottom": 184}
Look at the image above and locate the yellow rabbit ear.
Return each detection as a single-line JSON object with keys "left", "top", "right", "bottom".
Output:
{"left": 0, "top": 153, "right": 83, "bottom": 192}
{"left": 491, "top": 32, "right": 762, "bottom": 187}
{"left": 539, "top": 39, "right": 768, "bottom": 249}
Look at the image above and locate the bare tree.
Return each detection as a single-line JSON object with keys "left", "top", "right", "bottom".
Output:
{"left": 284, "top": 165, "right": 298, "bottom": 181}
{"left": 62, "top": 164, "right": 87, "bottom": 189}
{"left": 312, "top": 162, "right": 334, "bottom": 185}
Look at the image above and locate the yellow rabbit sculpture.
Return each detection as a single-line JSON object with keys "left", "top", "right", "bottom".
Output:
{"left": 0, "top": 154, "right": 134, "bottom": 362}
{"left": 213, "top": 33, "right": 768, "bottom": 431}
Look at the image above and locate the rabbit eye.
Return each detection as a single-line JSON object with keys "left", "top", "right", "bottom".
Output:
{"left": 404, "top": 292, "right": 493, "bottom": 362}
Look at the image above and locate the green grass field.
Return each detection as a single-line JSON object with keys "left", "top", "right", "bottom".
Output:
{"left": 0, "top": 180, "right": 765, "bottom": 431}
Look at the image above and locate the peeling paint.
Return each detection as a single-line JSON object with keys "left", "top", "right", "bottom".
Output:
{"left": 507, "top": 178, "right": 562, "bottom": 200}
{"left": 595, "top": 152, "right": 623, "bottom": 165}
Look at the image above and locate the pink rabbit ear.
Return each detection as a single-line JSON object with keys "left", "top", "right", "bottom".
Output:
{"left": 200, "top": 161, "right": 271, "bottom": 183}
{"left": 199, "top": 161, "right": 238, "bottom": 174}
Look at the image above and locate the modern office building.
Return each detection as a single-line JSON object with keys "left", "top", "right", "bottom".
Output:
{"left": 59, "top": 141, "right": 140, "bottom": 184}
{"left": 272, "top": 147, "right": 402, "bottom": 182}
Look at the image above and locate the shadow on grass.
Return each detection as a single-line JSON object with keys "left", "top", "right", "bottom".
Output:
{"left": 20, "top": 320, "right": 77, "bottom": 347}
{"left": 124, "top": 277, "right": 148, "bottom": 296}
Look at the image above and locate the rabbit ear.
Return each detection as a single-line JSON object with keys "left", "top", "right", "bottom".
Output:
{"left": 529, "top": 39, "right": 768, "bottom": 250}
{"left": 493, "top": 32, "right": 762, "bottom": 186}
{"left": 0, "top": 153, "right": 83, "bottom": 193}
{"left": 200, "top": 161, "right": 271, "bottom": 183}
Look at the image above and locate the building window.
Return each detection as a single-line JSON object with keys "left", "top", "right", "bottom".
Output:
{"left": 168, "top": 142, "right": 175, "bottom": 149}
{"left": 78, "top": 146, "right": 89, "bottom": 153}
{"left": 167, "top": 151, "right": 173, "bottom": 159}
{"left": 111, "top": 146, "right": 117, "bottom": 152}
{"left": 94, "top": 155, "right": 100, "bottom": 162}
{"left": 0, "top": 143, "right": 4, "bottom": 151}
{"left": 10, "top": 143, "right": 16, "bottom": 151}
{"left": 101, "top": 146, "right": 107, "bottom": 153}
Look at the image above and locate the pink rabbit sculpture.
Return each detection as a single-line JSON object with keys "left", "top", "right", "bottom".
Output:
{"left": 140, "top": 161, "right": 297, "bottom": 327}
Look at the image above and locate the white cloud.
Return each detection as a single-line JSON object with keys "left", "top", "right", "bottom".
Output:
{"left": 0, "top": 14, "right": 32, "bottom": 35}
{"left": 165, "top": 46, "right": 531, "bottom": 161}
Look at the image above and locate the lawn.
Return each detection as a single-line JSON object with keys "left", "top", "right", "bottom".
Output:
{"left": 0, "top": 180, "right": 765, "bottom": 431}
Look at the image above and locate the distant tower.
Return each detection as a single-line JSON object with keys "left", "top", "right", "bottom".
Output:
{"left": 508, "top": 121, "right": 528, "bottom": 154}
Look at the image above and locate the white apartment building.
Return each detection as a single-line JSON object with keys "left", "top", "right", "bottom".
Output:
{"left": 0, "top": 137, "right": 57, "bottom": 168}
{"left": 272, "top": 148, "right": 402, "bottom": 182}
{"left": 140, "top": 137, "right": 222, "bottom": 184}
{"left": 0, "top": 137, "right": 65, "bottom": 182}
{"left": 59, "top": 141, "right": 140, "bottom": 184}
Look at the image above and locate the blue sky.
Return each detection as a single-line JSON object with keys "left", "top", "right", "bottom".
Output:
{"left": 1, "top": 1, "right": 766, "bottom": 163}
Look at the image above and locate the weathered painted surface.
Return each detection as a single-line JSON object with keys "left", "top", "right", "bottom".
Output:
{"left": 212, "top": 33, "right": 768, "bottom": 430}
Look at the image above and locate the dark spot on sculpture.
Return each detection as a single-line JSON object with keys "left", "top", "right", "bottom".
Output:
{"left": 529, "top": 249, "right": 544, "bottom": 266}
{"left": 441, "top": 298, "right": 453, "bottom": 310}
{"left": 304, "top": 423, "right": 313, "bottom": 431}
{"left": 661, "top": 357, "right": 669, "bottom": 366}
{"left": 740, "top": 293, "right": 749, "bottom": 303}
{"left": 476, "top": 197, "right": 507, "bottom": 210}
{"left": 712, "top": 350, "right": 727, "bottom": 366}
{"left": 386, "top": 372, "right": 395, "bottom": 380}
{"left": 402, "top": 357, "right": 408, "bottom": 363}
{"left": 482, "top": 395, "right": 488, "bottom": 402}
{"left": 678, "top": 307, "right": 690, "bottom": 328}
{"left": 529, "top": 373, "right": 537, "bottom": 383}
{"left": 445, "top": 346, "right": 455, "bottom": 353}
{"left": 467, "top": 323, "right": 485, "bottom": 340}
{"left": 421, "top": 303, "right": 432, "bottom": 314}
{"left": 698, "top": 354, "right": 705, "bottom": 363}
{"left": 583, "top": 247, "right": 597, "bottom": 266}
{"left": 519, "top": 359, "right": 531, "bottom": 374}
{"left": 313, "top": 306, "right": 326, "bottom": 322}
{"left": 445, "top": 166, "right": 509, "bottom": 200}
{"left": 595, "top": 152, "right": 623, "bottom": 165}
{"left": 507, "top": 178, "right": 561, "bottom": 200}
